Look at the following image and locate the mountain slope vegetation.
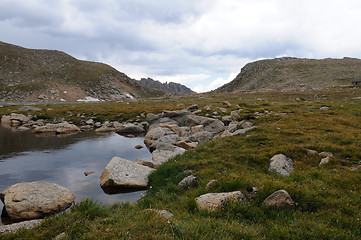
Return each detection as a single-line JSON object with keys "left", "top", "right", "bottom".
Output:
{"left": 216, "top": 57, "right": 361, "bottom": 93}
{"left": 0, "top": 41, "right": 164, "bottom": 102}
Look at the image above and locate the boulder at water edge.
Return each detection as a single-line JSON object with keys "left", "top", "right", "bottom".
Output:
{"left": 195, "top": 191, "right": 247, "bottom": 211}
{"left": 100, "top": 157, "right": 155, "bottom": 190}
{"left": 0, "top": 181, "right": 74, "bottom": 221}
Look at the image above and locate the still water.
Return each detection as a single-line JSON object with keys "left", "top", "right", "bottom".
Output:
{"left": 0, "top": 124, "right": 152, "bottom": 225}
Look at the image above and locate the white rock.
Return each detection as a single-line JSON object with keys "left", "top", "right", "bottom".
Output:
{"left": 196, "top": 191, "right": 247, "bottom": 211}
{"left": 269, "top": 154, "right": 294, "bottom": 176}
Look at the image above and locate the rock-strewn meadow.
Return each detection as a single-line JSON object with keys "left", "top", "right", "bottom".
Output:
{"left": 0, "top": 88, "right": 360, "bottom": 239}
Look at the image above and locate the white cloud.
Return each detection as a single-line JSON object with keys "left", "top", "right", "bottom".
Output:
{"left": 193, "top": 72, "right": 238, "bottom": 93}
{"left": 2, "top": 0, "right": 361, "bottom": 91}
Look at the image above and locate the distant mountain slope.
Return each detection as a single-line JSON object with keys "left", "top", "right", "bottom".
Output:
{"left": 0, "top": 41, "right": 164, "bottom": 102}
{"left": 215, "top": 57, "right": 361, "bottom": 93}
{"left": 139, "top": 77, "right": 195, "bottom": 95}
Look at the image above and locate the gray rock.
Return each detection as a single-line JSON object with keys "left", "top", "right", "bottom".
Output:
{"left": 187, "top": 104, "right": 199, "bottom": 111}
{"left": 320, "top": 106, "right": 330, "bottom": 110}
{"left": 227, "top": 121, "right": 239, "bottom": 133}
{"left": 196, "top": 191, "right": 247, "bottom": 211}
{"left": 150, "top": 134, "right": 180, "bottom": 151}
{"left": 222, "top": 101, "right": 231, "bottom": 106}
{"left": 232, "top": 126, "right": 255, "bottom": 136}
{"left": 85, "top": 119, "right": 94, "bottom": 125}
{"left": 205, "top": 179, "right": 217, "bottom": 189}
{"left": 152, "top": 147, "right": 186, "bottom": 167}
{"left": 100, "top": 157, "right": 154, "bottom": 189}
{"left": 10, "top": 113, "right": 30, "bottom": 123}
{"left": 319, "top": 156, "right": 330, "bottom": 166}
{"left": 178, "top": 175, "right": 197, "bottom": 189}
{"left": 145, "top": 209, "right": 173, "bottom": 219}
{"left": 144, "top": 127, "right": 174, "bottom": 141}
{"left": 241, "top": 121, "right": 253, "bottom": 129}
{"left": 17, "top": 106, "right": 41, "bottom": 111}
{"left": 269, "top": 154, "right": 294, "bottom": 176}
{"left": 219, "top": 108, "right": 227, "bottom": 113}
{"left": 1, "top": 115, "right": 11, "bottom": 124}
{"left": 319, "top": 152, "right": 333, "bottom": 158}
{"left": 263, "top": 190, "right": 294, "bottom": 207}
{"left": 0, "top": 181, "right": 74, "bottom": 221}
{"left": 0, "top": 219, "right": 42, "bottom": 234}
{"left": 176, "top": 140, "right": 198, "bottom": 150}
{"left": 221, "top": 116, "right": 232, "bottom": 125}
{"left": 117, "top": 123, "right": 145, "bottom": 133}
{"left": 189, "top": 131, "right": 214, "bottom": 143}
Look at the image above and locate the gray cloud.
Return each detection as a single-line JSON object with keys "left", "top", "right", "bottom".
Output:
{"left": 2, "top": 0, "right": 361, "bottom": 92}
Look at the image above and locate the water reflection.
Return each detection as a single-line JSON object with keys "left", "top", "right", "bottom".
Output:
{"left": 0, "top": 125, "right": 151, "bottom": 225}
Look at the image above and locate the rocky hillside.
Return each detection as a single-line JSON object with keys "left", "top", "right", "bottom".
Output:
{"left": 215, "top": 57, "right": 361, "bottom": 93}
{"left": 0, "top": 41, "right": 164, "bottom": 102}
{"left": 139, "top": 77, "right": 195, "bottom": 95}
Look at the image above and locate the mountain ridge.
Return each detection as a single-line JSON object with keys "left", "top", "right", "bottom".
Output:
{"left": 138, "top": 77, "right": 195, "bottom": 95}
{"left": 0, "top": 41, "right": 164, "bottom": 102}
{"left": 215, "top": 57, "right": 361, "bottom": 93}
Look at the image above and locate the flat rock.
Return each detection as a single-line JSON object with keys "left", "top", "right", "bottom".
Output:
{"left": 152, "top": 147, "right": 186, "bottom": 167}
{"left": 32, "top": 122, "right": 80, "bottom": 134}
{"left": 269, "top": 154, "right": 294, "bottom": 176}
{"left": 263, "top": 190, "right": 294, "bottom": 207}
{"left": 100, "top": 157, "right": 154, "bottom": 189}
{"left": 196, "top": 191, "right": 247, "bottom": 211}
{"left": 0, "top": 219, "right": 42, "bottom": 234}
{"left": 0, "top": 181, "right": 74, "bottom": 221}
{"left": 17, "top": 106, "right": 42, "bottom": 111}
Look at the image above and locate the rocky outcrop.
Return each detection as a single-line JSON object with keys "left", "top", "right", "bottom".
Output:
{"left": 263, "top": 190, "right": 294, "bottom": 207}
{"left": 139, "top": 77, "right": 195, "bottom": 95}
{"left": 196, "top": 191, "right": 247, "bottom": 211}
{"left": 100, "top": 157, "right": 154, "bottom": 190}
{"left": 269, "top": 154, "right": 294, "bottom": 176}
{"left": 0, "top": 181, "right": 74, "bottom": 221}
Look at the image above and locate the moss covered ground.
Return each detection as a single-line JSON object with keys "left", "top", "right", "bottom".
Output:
{"left": 1, "top": 88, "right": 360, "bottom": 239}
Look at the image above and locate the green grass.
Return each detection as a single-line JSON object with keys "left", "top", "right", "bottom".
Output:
{"left": 1, "top": 88, "right": 361, "bottom": 239}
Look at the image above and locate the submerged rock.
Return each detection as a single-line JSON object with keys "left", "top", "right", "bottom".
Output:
{"left": 32, "top": 122, "right": 80, "bottom": 134}
{"left": 0, "top": 181, "right": 74, "bottom": 221}
{"left": 100, "top": 157, "right": 154, "bottom": 190}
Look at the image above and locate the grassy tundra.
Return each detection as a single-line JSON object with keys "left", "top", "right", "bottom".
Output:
{"left": 1, "top": 88, "right": 360, "bottom": 239}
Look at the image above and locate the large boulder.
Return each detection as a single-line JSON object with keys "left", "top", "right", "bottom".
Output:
{"left": 152, "top": 147, "right": 186, "bottom": 167}
{"left": 100, "top": 157, "right": 154, "bottom": 190}
{"left": 0, "top": 181, "right": 74, "bottom": 221}
{"left": 262, "top": 190, "right": 294, "bottom": 207}
{"left": 184, "top": 115, "right": 225, "bottom": 133}
{"left": 144, "top": 127, "right": 174, "bottom": 141}
{"left": 195, "top": 191, "right": 247, "bottom": 211}
{"left": 269, "top": 154, "right": 294, "bottom": 176}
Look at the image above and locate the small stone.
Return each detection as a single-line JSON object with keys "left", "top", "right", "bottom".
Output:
{"left": 205, "top": 179, "right": 217, "bottom": 189}
{"left": 178, "top": 175, "right": 197, "bottom": 189}
{"left": 145, "top": 209, "right": 173, "bottom": 219}
{"left": 84, "top": 171, "right": 95, "bottom": 176}
{"left": 263, "top": 190, "right": 294, "bottom": 207}
{"left": 320, "top": 106, "right": 330, "bottom": 110}
{"left": 54, "top": 232, "right": 67, "bottom": 240}
{"left": 135, "top": 145, "right": 144, "bottom": 149}
{"left": 222, "top": 101, "right": 231, "bottom": 106}
{"left": 187, "top": 104, "right": 199, "bottom": 111}
{"left": 306, "top": 149, "right": 318, "bottom": 155}
{"left": 319, "top": 152, "right": 333, "bottom": 158}
{"left": 319, "top": 157, "right": 330, "bottom": 166}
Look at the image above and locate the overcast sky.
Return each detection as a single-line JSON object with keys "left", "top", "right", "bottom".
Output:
{"left": 2, "top": 0, "right": 361, "bottom": 92}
